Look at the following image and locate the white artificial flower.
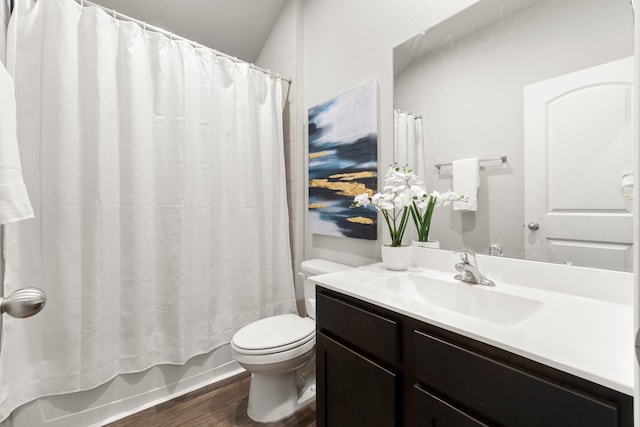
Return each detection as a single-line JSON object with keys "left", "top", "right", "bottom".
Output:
{"left": 350, "top": 163, "right": 430, "bottom": 246}
{"left": 442, "top": 190, "right": 461, "bottom": 201}
{"left": 417, "top": 199, "right": 430, "bottom": 210}
{"left": 370, "top": 192, "right": 392, "bottom": 210}
{"left": 384, "top": 167, "right": 402, "bottom": 185}
{"left": 405, "top": 172, "right": 422, "bottom": 187}
{"left": 381, "top": 192, "right": 395, "bottom": 202}
{"left": 384, "top": 184, "right": 406, "bottom": 194}
{"left": 379, "top": 200, "right": 395, "bottom": 211}
{"left": 403, "top": 188, "right": 416, "bottom": 205}
{"left": 393, "top": 196, "right": 403, "bottom": 208}
{"left": 410, "top": 185, "right": 427, "bottom": 199}
{"left": 384, "top": 163, "right": 422, "bottom": 188}
{"left": 439, "top": 190, "right": 462, "bottom": 206}
{"left": 354, "top": 193, "right": 371, "bottom": 207}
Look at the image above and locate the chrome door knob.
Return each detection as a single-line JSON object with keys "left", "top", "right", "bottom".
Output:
{"left": 527, "top": 222, "right": 540, "bottom": 231}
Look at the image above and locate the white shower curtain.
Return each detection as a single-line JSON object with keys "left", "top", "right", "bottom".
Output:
{"left": 394, "top": 110, "right": 426, "bottom": 182}
{"left": 0, "top": 0, "right": 295, "bottom": 420}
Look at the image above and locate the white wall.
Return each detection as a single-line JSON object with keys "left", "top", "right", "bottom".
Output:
{"left": 256, "top": 0, "right": 298, "bottom": 74}
{"left": 394, "top": 0, "right": 633, "bottom": 258}
{"left": 302, "top": 0, "right": 481, "bottom": 266}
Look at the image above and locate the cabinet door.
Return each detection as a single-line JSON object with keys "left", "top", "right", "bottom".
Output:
{"left": 414, "top": 386, "right": 489, "bottom": 427}
{"left": 316, "top": 332, "right": 398, "bottom": 427}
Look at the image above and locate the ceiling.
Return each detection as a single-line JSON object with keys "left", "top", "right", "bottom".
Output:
{"left": 89, "top": 0, "right": 288, "bottom": 63}
{"left": 394, "top": 0, "right": 541, "bottom": 77}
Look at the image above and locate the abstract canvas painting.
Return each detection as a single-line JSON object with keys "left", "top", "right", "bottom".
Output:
{"left": 308, "top": 81, "right": 378, "bottom": 240}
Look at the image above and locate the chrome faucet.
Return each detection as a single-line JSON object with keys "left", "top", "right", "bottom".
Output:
{"left": 487, "top": 243, "right": 503, "bottom": 257}
{"left": 454, "top": 249, "right": 495, "bottom": 286}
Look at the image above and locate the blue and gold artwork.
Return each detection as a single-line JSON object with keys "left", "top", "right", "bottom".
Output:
{"left": 308, "top": 81, "right": 378, "bottom": 240}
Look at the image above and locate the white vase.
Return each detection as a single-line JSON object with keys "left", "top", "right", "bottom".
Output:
{"left": 381, "top": 244, "right": 411, "bottom": 271}
{"left": 411, "top": 240, "right": 440, "bottom": 249}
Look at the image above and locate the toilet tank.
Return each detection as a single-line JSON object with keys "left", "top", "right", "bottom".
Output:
{"left": 300, "top": 259, "right": 351, "bottom": 319}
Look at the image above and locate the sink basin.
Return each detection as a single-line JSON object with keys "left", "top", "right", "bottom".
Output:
{"left": 369, "top": 273, "right": 543, "bottom": 326}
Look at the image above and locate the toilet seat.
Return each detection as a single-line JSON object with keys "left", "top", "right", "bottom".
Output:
{"left": 231, "top": 314, "right": 315, "bottom": 355}
{"left": 232, "top": 336, "right": 316, "bottom": 369}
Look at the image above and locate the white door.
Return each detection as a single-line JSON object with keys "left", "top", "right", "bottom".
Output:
{"left": 524, "top": 57, "right": 634, "bottom": 271}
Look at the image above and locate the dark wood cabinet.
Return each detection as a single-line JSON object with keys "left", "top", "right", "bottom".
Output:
{"left": 315, "top": 290, "right": 401, "bottom": 426}
{"left": 413, "top": 385, "right": 489, "bottom": 426}
{"left": 316, "top": 286, "right": 633, "bottom": 427}
{"left": 316, "top": 332, "right": 398, "bottom": 427}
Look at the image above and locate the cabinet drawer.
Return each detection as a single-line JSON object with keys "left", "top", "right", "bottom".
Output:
{"left": 414, "top": 385, "right": 488, "bottom": 427}
{"left": 317, "top": 290, "right": 399, "bottom": 366}
{"left": 414, "top": 330, "right": 620, "bottom": 427}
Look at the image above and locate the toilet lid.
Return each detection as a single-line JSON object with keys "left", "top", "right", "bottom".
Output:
{"left": 232, "top": 314, "right": 315, "bottom": 352}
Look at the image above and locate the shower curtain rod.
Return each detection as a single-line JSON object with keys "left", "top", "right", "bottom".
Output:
{"left": 73, "top": 0, "right": 293, "bottom": 84}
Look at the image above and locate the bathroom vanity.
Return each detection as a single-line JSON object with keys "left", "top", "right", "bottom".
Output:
{"left": 313, "top": 254, "right": 634, "bottom": 426}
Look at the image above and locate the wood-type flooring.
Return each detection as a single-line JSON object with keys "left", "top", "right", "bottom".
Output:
{"left": 105, "top": 373, "right": 316, "bottom": 427}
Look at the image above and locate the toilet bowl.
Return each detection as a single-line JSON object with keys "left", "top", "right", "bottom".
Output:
{"left": 231, "top": 259, "right": 351, "bottom": 423}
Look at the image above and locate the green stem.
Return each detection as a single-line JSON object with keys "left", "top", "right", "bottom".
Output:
{"left": 409, "top": 203, "right": 421, "bottom": 236}
{"left": 392, "top": 207, "right": 402, "bottom": 246}
{"left": 412, "top": 197, "right": 438, "bottom": 242}
{"left": 381, "top": 210, "right": 397, "bottom": 247}
{"left": 381, "top": 207, "right": 408, "bottom": 247}
{"left": 397, "top": 207, "right": 410, "bottom": 245}
{"left": 422, "top": 197, "right": 436, "bottom": 241}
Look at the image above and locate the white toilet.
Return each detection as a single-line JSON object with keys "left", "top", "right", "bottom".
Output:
{"left": 231, "top": 259, "right": 351, "bottom": 423}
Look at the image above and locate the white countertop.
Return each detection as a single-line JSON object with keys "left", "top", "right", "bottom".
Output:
{"left": 312, "top": 262, "right": 634, "bottom": 396}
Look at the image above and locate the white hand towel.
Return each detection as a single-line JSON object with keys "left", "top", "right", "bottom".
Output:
{"left": 453, "top": 158, "right": 479, "bottom": 211}
{"left": 0, "top": 62, "right": 34, "bottom": 224}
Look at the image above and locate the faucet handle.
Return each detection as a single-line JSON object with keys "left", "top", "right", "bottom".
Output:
{"left": 488, "top": 243, "right": 503, "bottom": 257}
{"left": 454, "top": 249, "right": 476, "bottom": 263}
